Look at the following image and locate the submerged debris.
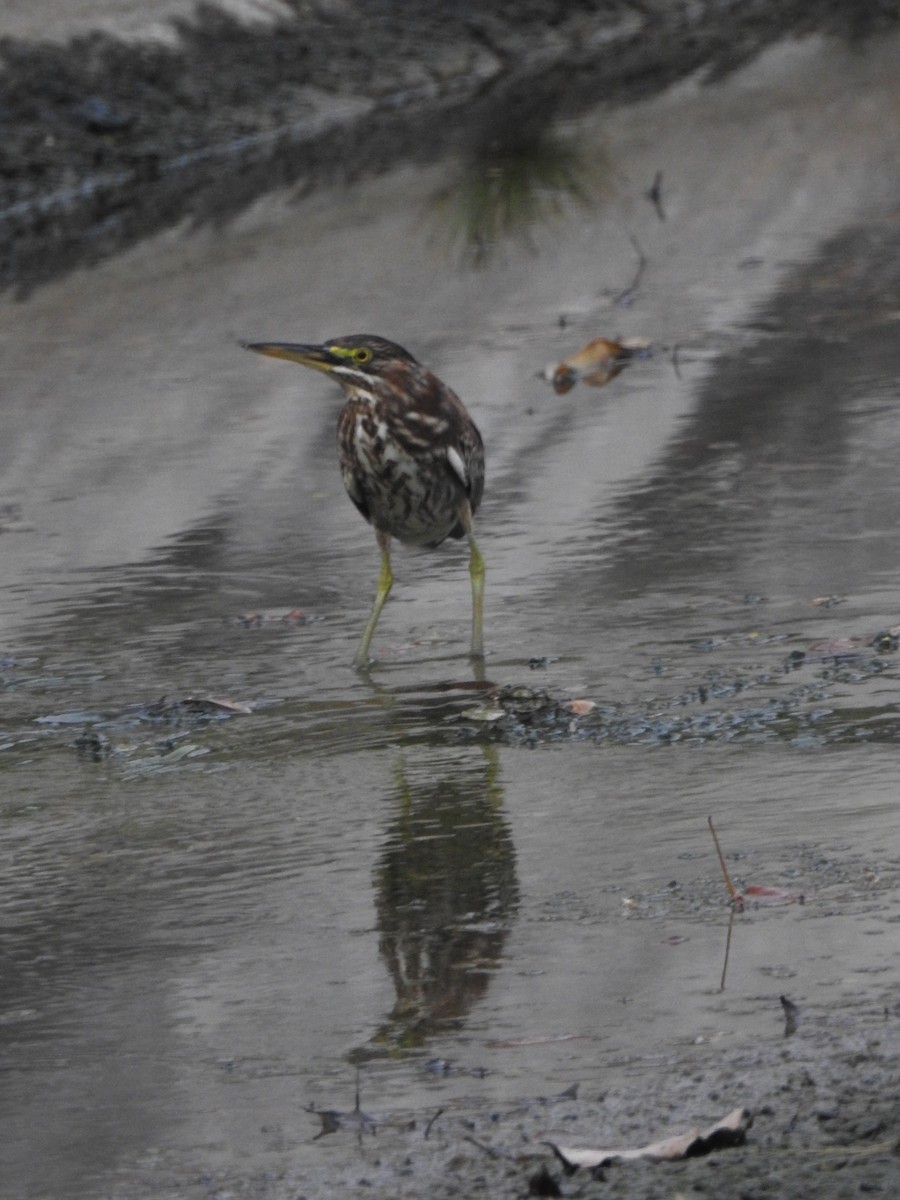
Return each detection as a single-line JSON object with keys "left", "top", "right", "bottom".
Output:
{"left": 234, "top": 608, "right": 311, "bottom": 628}
{"left": 55, "top": 694, "right": 253, "bottom": 770}
{"left": 781, "top": 994, "right": 800, "bottom": 1037}
{"left": 72, "top": 728, "right": 113, "bottom": 761}
{"left": 306, "top": 1073, "right": 378, "bottom": 1139}
{"left": 307, "top": 1103, "right": 378, "bottom": 1139}
{"left": 143, "top": 694, "right": 253, "bottom": 720}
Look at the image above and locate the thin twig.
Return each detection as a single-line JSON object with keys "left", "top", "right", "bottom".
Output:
{"left": 719, "top": 906, "right": 735, "bottom": 992}
{"left": 612, "top": 233, "right": 646, "bottom": 306}
{"left": 424, "top": 1107, "right": 444, "bottom": 1141}
{"left": 708, "top": 816, "right": 740, "bottom": 904}
{"left": 463, "top": 1135, "right": 514, "bottom": 1161}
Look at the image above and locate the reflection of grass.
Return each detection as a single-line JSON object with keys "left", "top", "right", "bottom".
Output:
{"left": 430, "top": 130, "right": 607, "bottom": 267}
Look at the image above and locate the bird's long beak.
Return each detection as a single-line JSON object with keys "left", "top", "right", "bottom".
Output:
{"left": 242, "top": 342, "right": 338, "bottom": 373}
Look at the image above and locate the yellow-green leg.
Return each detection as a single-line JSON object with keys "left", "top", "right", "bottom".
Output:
{"left": 460, "top": 502, "right": 485, "bottom": 660}
{"left": 355, "top": 529, "right": 393, "bottom": 668}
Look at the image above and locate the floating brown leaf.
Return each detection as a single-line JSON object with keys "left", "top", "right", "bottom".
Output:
{"left": 540, "top": 336, "right": 652, "bottom": 395}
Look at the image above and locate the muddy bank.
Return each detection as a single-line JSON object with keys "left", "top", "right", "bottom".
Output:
{"left": 268, "top": 1000, "right": 900, "bottom": 1200}
{"left": 1, "top": 0, "right": 899, "bottom": 293}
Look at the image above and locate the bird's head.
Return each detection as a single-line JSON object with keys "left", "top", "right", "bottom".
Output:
{"left": 243, "top": 334, "right": 419, "bottom": 393}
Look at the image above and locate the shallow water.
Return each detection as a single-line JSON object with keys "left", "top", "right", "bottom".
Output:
{"left": 3, "top": 32, "right": 900, "bottom": 1200}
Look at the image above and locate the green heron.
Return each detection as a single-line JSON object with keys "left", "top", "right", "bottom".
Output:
{"left": 244, "top": 334, "right": 485, "bottom": 667}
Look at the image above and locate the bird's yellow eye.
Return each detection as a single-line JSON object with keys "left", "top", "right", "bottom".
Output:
{"left": 354, "top": 347, "right": 372, "bottom": 364}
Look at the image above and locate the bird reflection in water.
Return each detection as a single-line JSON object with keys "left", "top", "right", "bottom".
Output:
{"left": 371, "top": 749, "right": 518, "bottom": 1050}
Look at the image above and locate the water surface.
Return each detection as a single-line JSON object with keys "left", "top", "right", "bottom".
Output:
{"left": 3, "top": 33, "right": 900, "bottom": 1199}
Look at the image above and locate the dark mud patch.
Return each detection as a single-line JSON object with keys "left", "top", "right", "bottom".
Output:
{"left": 0, "top": 650, "right": 257, "bottom": 773}
{"left": 454, "top": 634, "right": 900, "bottom": 749}
{"left": 1, "top": 0, "right": 898, "bottom": 293}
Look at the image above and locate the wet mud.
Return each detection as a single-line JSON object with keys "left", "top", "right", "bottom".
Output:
{"left": 255, "top": 1012, "right": 900, "bottom": 1200}
{"left": 1, "top": 0, "right": 898, "bottom": 293}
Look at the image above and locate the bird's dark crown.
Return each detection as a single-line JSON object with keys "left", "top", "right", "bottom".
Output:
{"left": 324, "top": 335, "right": 419, "bottom": 372}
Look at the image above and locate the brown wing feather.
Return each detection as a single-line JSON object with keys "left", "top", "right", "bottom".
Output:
{"left": 336, "top": 357, "right": 484, "bottom": 547}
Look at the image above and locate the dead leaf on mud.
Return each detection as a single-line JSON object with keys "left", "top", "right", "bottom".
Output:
{"left": 793, "top": 626, "right": 899, "bottom": 666}
{"left": 741, "top": 884, "right": 805, "bottom": 907}
{"left": 539, "top": 335, "right": 652, "bottom": 394}
{"left": 708, "top": 818, "right": 804, "bottom": 911}
{"left": 543, "top": 1106, "right": 752, "bottom": 1173}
